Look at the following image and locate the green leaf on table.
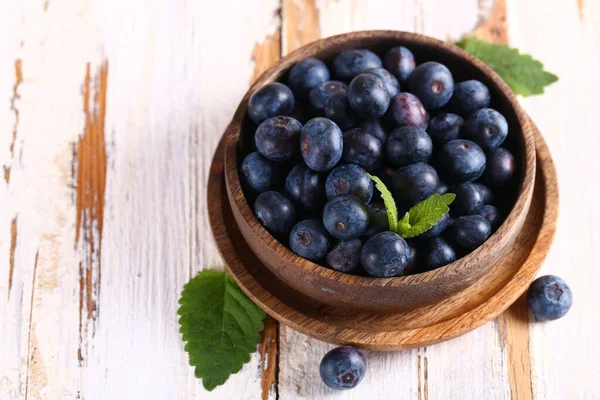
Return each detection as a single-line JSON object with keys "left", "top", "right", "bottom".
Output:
{"left": 396, "top": 193, "right": 456, "bottom": 239}
{"left": 456, "top": 36, "right": 558, "bottom": 96}
{"left": 366, "top": 173, "right": 398, "bottom": 232}
{"left": 178, "top": 270, "right": 266, "bottom": 391}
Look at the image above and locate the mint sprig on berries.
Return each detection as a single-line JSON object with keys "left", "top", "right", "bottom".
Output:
{"left": 367, "top": 173, "right": 455, "bottom": 238}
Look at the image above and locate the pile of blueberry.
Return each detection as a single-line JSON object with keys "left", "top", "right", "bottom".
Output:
{"left": 241, "top": 46, "right": 517, "bottom": 277}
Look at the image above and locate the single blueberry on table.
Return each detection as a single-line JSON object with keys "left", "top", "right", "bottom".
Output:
{"left": 320, "top": 346, "right": 366, "bottom": 390}
{"left": 383, "top": 46, "right": 416, "bottom": 82}
{"left": 527, "top": 275, "right": 572, "bottom": 321}
{"left": 342, "top": 128, "right": 383, "bottom": 171}
{"left": 452, "top": 182, "right": 485, "bottom": 216}
{"left": 449, "top": 80, "right": 491, "bottom": 116}
{"left": 287, "top": 58, "right": 330, "bottom": 98}
{"left": 484, "top": 147, "right": 516, "bottom": 188}
{"left": 424, "top": 236, "right": 457, "bottom": 271}
{"left": 438, "top": 139, "right": 486, "bottom": 183}
{"left": 465, "top": 108, "right": 508, "bottom": 150}
{"left": 285, "top": 163, "right": 326, "bottom": 211}
{"left": 309, "top": 80, "right": 348, "bottom": 113}
{"left": 332, "top": 49, "right": 382, "bottom": 81}
{"left": 451, "top": 215, "right": 491, "bottom": 250}
{"left": 289, "top": 219, "right": 331, "bottom": 261}
{"left": 362, "top": 201, "right": 390, "bottom": 239}
{"left": 248, "top": 82, "right": 295, "bottom": 125}
{"left": 427, "top": 113, "right": 464, "bottom": 145}
{"left": 348, "top": 73, "right": 391, "bottom": 119}
{"left": 473, "top": 182, "right": 494, "bottom": 204}
{"left": 388, "top": 92, "right": 429, "bottom": 130}
{"left": 254, "top": 191, "right": 296, "bottom": 234}
{"left": 323, "top": 194, "right": 369, "bottom": 240}
{"left": 324, "top": 91, "right": 357, "bottom": 130}
{"left": 240, "top": 152, "right": 279, "bottom": 193}
{"left": 386, "top": 126, "right": 433, "bottom": 167}
{"left": 326, "top": 239, "right": 362, "bottom": 273}
{"left": 255, "top": 116, "right": 303, "bottom": 161}
{"left": 407, "top": 61, "right": 454, "bottom": 110}
{"left": 419, "top": 212, "right": 451, "bottom": 239}
{"left": 355, "top": 118, "right": 388, "bottom": 143}
{"left": 325, "top": 164, "right": 373, "bottom": 204}
{"left": 392, "top": 162, "right": 440, "bottom": 207}
{"left": 301, "top": 117, "right": 344, "bottom": 172}
{"left": 361, "top": 231, "right": 410, "bottom": 277}
{"left": 477, "top": 204, "right": 501, "bottom": 230}
{"left": 364, "top": 67, "right": 401, "bottom": 97}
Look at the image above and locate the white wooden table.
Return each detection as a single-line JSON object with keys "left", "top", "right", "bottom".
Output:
{"left": 1, "top": 0, "right": 599, "bottom": 399}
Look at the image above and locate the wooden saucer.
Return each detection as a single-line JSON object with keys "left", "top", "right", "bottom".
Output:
{"left": 208, "top": 120, "right": 558, "bottom": 350}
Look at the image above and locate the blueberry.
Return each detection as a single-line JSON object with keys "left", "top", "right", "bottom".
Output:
{"left": 309, "top": 80, "right": 348, "bottom": 112}
{"left": 527, "top": 275, "right": 573, "bottom": 321}
{"left": 473, "top": 182, "right": 494, "bottom": 204}
{"left": 402, "top": 243, "right": 420, "bottom": 275}
{"left": 241, "top": 152, "right": 279, "bottom": 192}
{"left": 255, "top": 116, "right": 303, "bottom": 161}
{"left": 288, "top": 58, "right": 330, "bottom": 98}
{"left": 320, "top": 346, "right": 366, "bottom": 390}
{"left": 301, "top": 117, "right": 344, "bottom": 172}
{"left": 383, "top": 46, "right": 415, "bottom": 82}
{"left": 419, "top": 212, "right": 451, "bottom": 239}
{"left": 324, "top": 91, "right": 356, "bottom": 130}
{"left": 484, "top": 147, "right": 516, "bottom": 188}
{"left": 248, "top": 82, "right": 295, "bottom": 125}
{"left": 451, "top": 215, "right": 491, "bottom": 250}
{"left": 435, "top": 181, "right": 449, "bottom": 195}
{"left": 452, "top": 182, "right": 484, "bottom": 216}
{"left": 450, "top": 80, "right": 491, "bottom": 116}
{"left": 477, "top": 204, "right": 501, "bottom": 230}
{"left": 361, "top": 231, "right": 410, "bottom": 277}
{"left": 362, "top": 201, "right": 390, "bottom": 239}
{"left": 388, "top": 92, "right": 429, "bottom": 129}
{"left": 254, "top": 191, "right": 296, "bottom": 233}
{"left": 364, "top": 67, "right": 400, "bottom": 97}
{"left": 325, "top": 164, "right": 373, "bottom": 204}
{"left": 407, "top": 62, "right": 454, "bottom": 110}
{"left": 348, "top": 74, "right": 391, "bottom": 119}
{"left": 465, "top": 108, "right": 508, "bottom": 150}
{"left": 332, "top": 49, "right": 382, "bottom": 81}
{"left": 392, "top": 162, "right": 439, "bottom": 207}
{"left": 323, "top": 194, "right": 369, "bottom": 240}
{"left": 386, "top": 126, "right": 432, "bottom": 167}
{"left": 289, "top": 219, "right": 331, "bottom": 260}
{"left": 342, "top": 129, "right": 383, "bottom": 171}
{"left": 424, "top": 236, "right": 456, "bottom": 270}
{"left": 427, "top": 113, "right": 464, "bottom": 145}
{"left": 286, "top": 164, "right": 326, "bottom": 211}
{"left": 326, "top": 239, "right": 362, "bottom": 273}
{"left": 438, "top": 139, "right": 486, "bottom": 183}
{"left": 355, "top": 118, "right": 387, "bottom": 143}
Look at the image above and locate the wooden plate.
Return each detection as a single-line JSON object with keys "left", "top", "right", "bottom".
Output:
{"left": 208, "top": 120, "right": 558, "bottom": 350}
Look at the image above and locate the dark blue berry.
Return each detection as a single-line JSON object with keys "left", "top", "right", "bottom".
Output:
{"left": 285, "top": 164, "right": 326, "bottom": 211}
{"left": 388, "top": 92, "right": 428, "bottom": 129}
{"left": 324, "top": 91, "right": 356, "bottom": 130}
{"left": 342, "top": 129, "right": 383, "bottom": 171}
{"left": 361, "top": 231, "right": 410, "bottom": 277}
{"left": 424, "top": 236, "right": 456, "bottom": 270}
{"left": 473, "top": 183, "right": 494, "bottom": 204}
{"left": 450, "top": 80, "right": 491, "bottom": 115}
{"left": 407, "top": 62, "right": 454, "bottom": 110}
{"left": 348, "top": 74, "right": 391, "bottom": 118}
{"left": 248, "top": 82, "right": 295, "bottom": 125}
{"left": 333, "top": 49, "right": 382, "bottom": 81}
{"left": 241, "top": 152, "right": 279, "bottom": 192}
{"left": 386, "top": 126, "right": 432, "bottom": 167}
{"left": 326, "top": 239, "right": 362, "bottom": 273}
{"left": 309, "top": 80, "right": 348, "bottom": 113}
{"left": 451, "top": 215, "right": 491, "bottom": 250}
{"left": 362, "top": 201, "right": 390, "bottom": 239}
{"left": 484, "top": 147, "right": 516, "bottom": 188}
{"left": 527, "top": 275, "right": 572, "bottom": 321}
{"left": 477, "top": 204, "right": 501, "bottom": 230}
{"left": 289, "top": 219, "right": 331, "bottom": 260}
{"left": 465, "top": 108, "right": 508, "bottom": 150}
{"left": 325, "top": 164, "right": 373, "bottom": 204}
{"left": 452, "top": 182, "right": 484, "bottom": 216}
{"left": 323, "top": 194, "right": 369, "bottom": 240}
{"left": 364, "top": 67, "right": 400, "bottom": 97}
{"left": 438, "top": 139, "right": 486, "bottom": 183}
{"left": 427, "top": 113, "right": 464, "bottom": 145}
{"left": 255, "top": 116, "right": 303, "bottom": 161}
{"left": 355, "top": 118, "right": 387, "bottom": 143}
{"left": 392, "top": 162, "right": 439, "bottom": 207}
{"left": 402, "top": 242, "right": 420, "bottom": 275}
{"left": 301, "top": 117, "right": 343, "bottom": 172}
{"left": 320, "top": 346, "right": 366, "bottom": 390}
{"left": 436, "top": 181, "right": 449, "bottom": 195}
{"left": 254, "top": 191, "right": 296, "bottom": 233}
{"left": 288, "top": 58, "right": 330, "bottom": 98}
{"left": 419, "top": 212, "right": 451, "bottom": 239}
{"left": 383, "top": 46, "right": 415, "bottom": 82}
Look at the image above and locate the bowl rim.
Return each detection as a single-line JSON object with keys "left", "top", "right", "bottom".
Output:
{"left": 224, "top": 30, "right": 536, "bottom": 289}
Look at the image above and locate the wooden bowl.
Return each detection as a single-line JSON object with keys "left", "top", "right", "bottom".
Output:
{"left": 223, "top": 31, "right": 536, "bottom": 312}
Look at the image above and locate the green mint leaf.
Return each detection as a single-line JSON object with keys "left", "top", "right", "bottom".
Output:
{"left": 456, "top": 36, "right": 558, "bottom": 96}
{"left": 398, "top": 193, "right": 456, "bottom": 238}
{"left": 178, "top": 270, "right": 266, "bottom": 391}
{"left": 366, "top": 173, "right": 398, "bottom": 232}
